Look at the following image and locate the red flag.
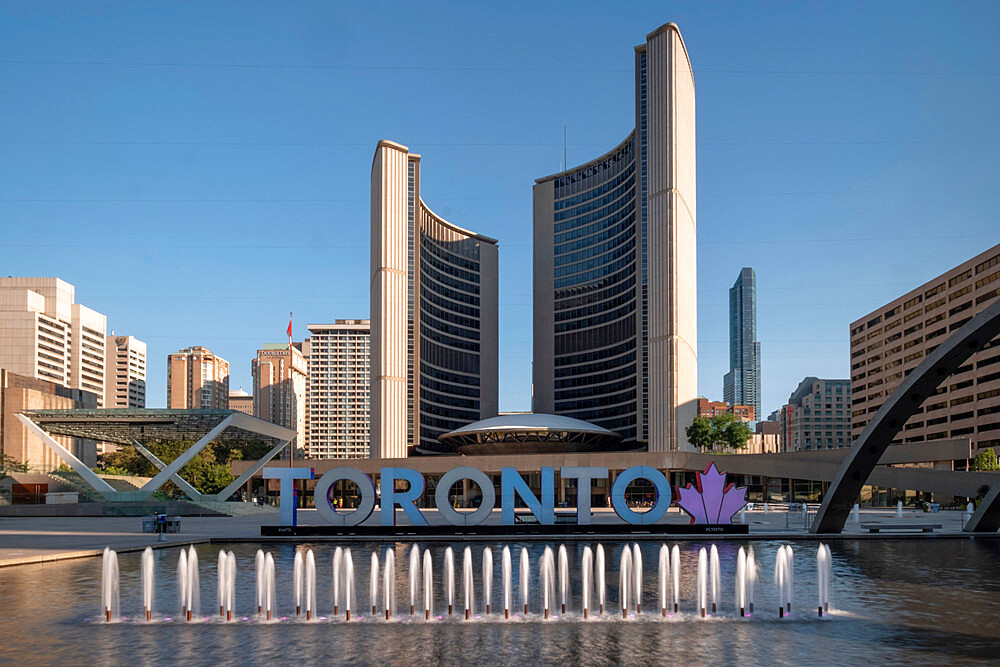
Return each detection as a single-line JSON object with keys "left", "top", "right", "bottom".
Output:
{"left": 287, "top": 312, "right": 292, "bottom": 348}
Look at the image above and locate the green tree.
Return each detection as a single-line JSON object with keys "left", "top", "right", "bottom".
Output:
{"left": 686, "top": 412, "right": 753, "bottom": 451}
{"left": 95, "top": 438, "right": 264, "bottom": 495}
{"left": 0, "top": 453, "right": 29, "bottom": 474}
{"left": 971, "top": 448, "right": 999, "bottom": 471}
{"left": 685, "top": 417, "right": 715, "bottom": 450}
{"left": 714, "top": 412, "right": 753, "bottom": 451}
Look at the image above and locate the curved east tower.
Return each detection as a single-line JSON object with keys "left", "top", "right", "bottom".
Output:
{"left": 532, "top": 23, "right": 697, "bottom": 451}
{"left": 371, "top": 141, "right": 499, "bottom": 457}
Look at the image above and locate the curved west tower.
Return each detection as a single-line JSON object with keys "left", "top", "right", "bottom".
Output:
{"left": 371, "top": 141, "right": 499, "bottom": 457}
{"left": 532, "top": 23, "right": 696, "bottom": 451}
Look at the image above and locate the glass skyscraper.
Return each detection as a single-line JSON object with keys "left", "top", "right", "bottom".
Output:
{"left": 723, "top": 267, "right": 761, "bottom": 421}
{"left": 532, "top": 23, "right": 697, "bottom": 451}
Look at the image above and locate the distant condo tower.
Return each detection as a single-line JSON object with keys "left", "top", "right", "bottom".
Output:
{"left": 723, "top": 267, "right": 761, "bottom": 422}
{"left": 370, "top": 141, "right": 499, "bottom": 457}
{"left": 532, "top": 23, "right": 697, "bottom": 450}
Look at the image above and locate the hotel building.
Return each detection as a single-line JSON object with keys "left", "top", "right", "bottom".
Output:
{"left": 371, "top": 140, "right": 499, "bottom": 457}
{"left": 104, "top": 335, "right": 146, "bottom": 408}
{"left": 781, "top": 377, "right": 852, "bottom": 451}
{"left": 850, "top": 244, "right": 1000, "bottom": 453}
{"left": 0, "top": 277, "right": 107, "bottom": 406}
{"left": 252, "top": 344, "right": 307, "bottom": 458}
{"left": 305, "top": 320, "right": 371, "bottom": 459}
{"left": 532, "top": 23, "right": 697, "bottom": 450}
{"left": 166, "top": 346, "right": 230, "bottom": 409}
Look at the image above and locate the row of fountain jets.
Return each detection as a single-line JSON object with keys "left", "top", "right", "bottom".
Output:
{"left": 101, "top": 543, "right": 834, "bottom": 623}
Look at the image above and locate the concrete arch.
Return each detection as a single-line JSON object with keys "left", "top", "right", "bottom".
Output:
{"left": 811, "top": 298, "right": 1000, "bottom": 534}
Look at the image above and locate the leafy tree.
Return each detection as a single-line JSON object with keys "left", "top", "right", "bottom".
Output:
{"left": 714, "top": 412, "right": 753, "bottom": 451}
{"left": 686, "top": 412, "right": 753, "bottom": 451}
{"left": 685, "top": 417, "right": 715, "bottom": 450}
{"left": 96, "top": 438, "right": 265, "bottom": 495}
{"left": 971, "top": 448, "right": 999, "bottom": 472}
{"left": 0, "top": 453, "right": 29, "bottom": 474}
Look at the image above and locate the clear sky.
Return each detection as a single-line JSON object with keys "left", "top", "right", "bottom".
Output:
{"left": 1, "top": 1, "right": 998, "bottom": 416}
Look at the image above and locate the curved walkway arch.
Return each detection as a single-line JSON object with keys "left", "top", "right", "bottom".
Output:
{"left": 811, "top": 298, "right": 1000, "bottom": 533}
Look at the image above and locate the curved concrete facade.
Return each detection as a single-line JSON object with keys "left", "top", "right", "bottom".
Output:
{"left": 533, "top": 23, "right": 697, "bottom": 450}
{"left": 371, "top": 141, "right": 498, "bottom": 458}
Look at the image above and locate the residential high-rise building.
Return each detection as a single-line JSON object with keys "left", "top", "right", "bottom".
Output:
{"left": 850, "top": 244, "right": 1000, "bottom": 453}
{"left": 696, "top": 398, "right": 755, "bottom": 422}
{"left": 306, "top": 320, "right": 371, "bottom": 459}
{"left": 0, "top": 277, "right": 107, "bottom": 406}
{"left": 228, "top": 388, "right": 253, "bottom": 415}
{"left": 166, "top": 346, "right": 229, "bottom": 409}
{"left": 0, "top": 369, "right": 99, "bottom": 470}
{"left": 781, "top": 377, "right": 852, "bottom": 451}
{"left": 251, "top": 343, "right": 307, "bottom": 458}
{"left": 104, "top": 335, "right": 146, "bottom": 408}
{"left": 723, "top": 267, "right": 761, "bottom": 422}
{"left": 371, "top": 140, "right": 499, "bottom": 457}
{"left": 532, "top": 23, "right": 697, "bottom": 450}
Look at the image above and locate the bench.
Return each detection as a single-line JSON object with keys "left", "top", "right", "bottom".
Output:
{"left": 860, "top": 522, "right": 942, "bottom": 533}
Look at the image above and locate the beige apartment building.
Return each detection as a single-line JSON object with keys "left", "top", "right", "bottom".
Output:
{"left": 0, "top": 369, "right": 99, "bottom": 470}
{"left": 104, "top": 335, "right": 146, "bottom": 408}
{"left": 228, "top": 388, "right": 253, "bottom": 415}
{"left": 780, "top": 377, "right": 852, "bottom": 451}
{"left": 0, "top": 277, "right": 107, "bottom": 406}
{"left": 167, "top": 346, "right": 230, "bottom": 409}
{"left": 850, "top": 244, "right": 1000, "bottom": 453}
{"left": 251, "top": 344, "right": 306, "bottom": 458}
{"left": 371, "top": 141, "right": 499, "bottom": 458}
{"left": 305, "top": 320, "right": 371, "bottom": 459}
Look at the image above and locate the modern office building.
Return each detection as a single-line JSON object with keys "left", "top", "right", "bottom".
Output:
{"left": 532, "top": 23, "right": 697, "bottom": 451}
{"left": 227, "top": 388, "right": 253, "bottom": 415}
{"left": 371, "top": 140, "right": 499, "bottom": 457}
{"left": 781, "top": 377, "right": 852, "bottom": 451}
{"left": 166, "top": 346, "right": 230, "bottom": 409}
{"left": 104, "top": 335, "right": 146, "bottom": 408}
{"left": 0, "top": 368, "right": 99, "bottom": 470}
{"left": 695, "top": 398, "right": 755, "bottom": 422}
{"left": 723, "top": 267, "right": 761, "bottom": 422}
{"left": 251, "top": 343, "right": 307, "bottom": 458}
{"left": 850, "top": 244, "right": 1000, "bottom": 453}
{"left": 0, "top": 277, "right": 108, "bottom": 406}
{"left": 305, "top": 320, "right": 371, "bottom": 459}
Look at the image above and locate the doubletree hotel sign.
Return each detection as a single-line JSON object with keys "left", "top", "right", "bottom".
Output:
{"left": 263, "top": 462, "right": 746, "bottom": 528}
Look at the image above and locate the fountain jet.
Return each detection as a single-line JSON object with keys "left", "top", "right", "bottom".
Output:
{"left": 502, "top": 546, "right": 512, "bottom": 619}
{"left": 383, "top": 548, "right": 396, "bottom": 620}
{"left": 581, "top": 546, "right": 593, "bottom": 619}
{"left": 141, "top": 547, "right": 153, "bottom": 621}
{"left": 482, "top": 547, "right": 493, "bottom": 615}
{"left": 102, "top": 547, "right": 119, "bottom": 623}
{"left": 408, "top": 544, "right": 419, "bottom": 616}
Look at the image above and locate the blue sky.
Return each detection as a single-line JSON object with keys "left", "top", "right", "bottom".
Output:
{"left": 1, "top": 1, "right": 998, "bottom": 416}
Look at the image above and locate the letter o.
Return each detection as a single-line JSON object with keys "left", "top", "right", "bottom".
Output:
{"left": 434, "top": 466, "right": 496, "bottom": 526}
{"left": 314, "top": 467, "right": 377, "bottom": 526}
{"left": 610, "top": 466, "right": 671, "bottom": 525}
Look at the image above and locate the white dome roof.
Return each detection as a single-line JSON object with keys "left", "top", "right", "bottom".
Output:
{"left": 444, "top": 413, "right": 620, "bottom": 438}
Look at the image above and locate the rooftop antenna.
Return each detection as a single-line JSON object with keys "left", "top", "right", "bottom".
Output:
{"left": 563, "top": 120, "right": 567, "bottom": 172}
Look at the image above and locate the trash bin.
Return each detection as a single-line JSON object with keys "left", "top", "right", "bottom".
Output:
{"left": 141, "top": 516, "right": 156, "bottom": 533}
